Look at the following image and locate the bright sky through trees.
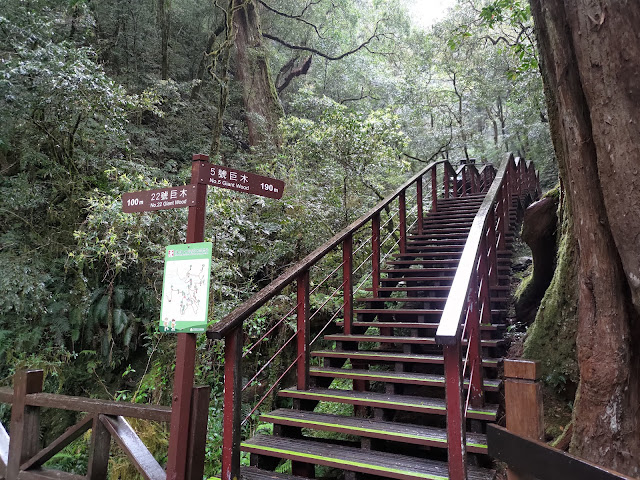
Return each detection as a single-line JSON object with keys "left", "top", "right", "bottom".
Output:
{"left": 402, "top": 0, "right": 457, "bottom": 28}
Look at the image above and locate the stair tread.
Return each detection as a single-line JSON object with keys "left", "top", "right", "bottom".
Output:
{"left": 240, "top": 466, "right": 312, "bottom": 480}
{"left": 261, "top": 409, "right": 489, "bottom": 453}
{"left": 311, "top": 350, "right": 501, "bottom": 367}
{"left": 354, "top": 294, "right": 509, "bottom": 303}
{"left": 356, "top": 297, "right": 450, "bottom": 303}
{"left": 309, "top": 367, "right": 502, "bottom": 391}
{"left": 355, "top": 308, "right": 507, "bottom": 315}
{"left": 324, "top": 334, "right": 503, "bottom": 347}
{"left": 278, "top": 388, "right": 499, "bottom": 420}
{"left": 242, "top": 435, "right": 494, "bottom": 480}
{"left": 365, "top": 286, "right": 453, "bottom": 291}
{"left": 345, "top": 320, "right": 502, "bottom": 331}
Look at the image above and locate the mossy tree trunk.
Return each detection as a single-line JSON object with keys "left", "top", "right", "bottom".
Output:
{"left": 529, "top": 1, "right": 640, "bottom": 475}
{"left": 233, "top": 0, "right": 283, "bottom": 148}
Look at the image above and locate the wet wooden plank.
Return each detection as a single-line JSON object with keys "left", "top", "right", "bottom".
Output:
{"left": 100, "top": 415, "right": 165, "bottom": 480}
{"left": 241, "top": 435, "right": 494, "bottom": 480}
{"left": 23, "top": 394, "right": 171, "bottom": 422}
{"left": 278, "top": 388, "right": 498, "bottom": 421}
{"left": 261, "top": 409, "right": 489, "bottom": 453}
{"left": 240, "top": 466, "right": 312, "bottom": 480}
{"left": 487, "top": 424, "right": 633, "bottom": 480}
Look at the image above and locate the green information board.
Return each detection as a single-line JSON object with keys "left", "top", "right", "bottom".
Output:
{"left": 160, "top": 242, "right": 212, "bottom": 333}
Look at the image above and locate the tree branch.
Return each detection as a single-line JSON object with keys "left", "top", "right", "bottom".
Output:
{"left": 258, "top": 0, "right": 324, "bottom": 38}
{"left": 276, "top": 55, "right": 313, "bottom": 93}
{"left": 263, "top": 20, "right": 390, "bottom": 61}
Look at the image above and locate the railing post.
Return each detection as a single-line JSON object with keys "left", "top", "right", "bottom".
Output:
{"left": 186, "top": 385, "right": 211, "bottom": 480}
{"left": 7, "top": 369, "right": 43, "bottom": 480}
{"left": 372, "top": 213, "right": 381, "bottom": 297}
{"left": 417, "top": 176, "right": 424, "bottom": 234}
{"left": 479, "top": 238, "right": 494, "bottom": 327}
{"left": 444, "top": 343, "right": 467, "bottom": 480}
{"left": 343, "top": 234, "right": 353, "bottom": 335}
{"left": 444, "top": 165, "right": 450, "bottom": 199}
{"left": 431, "top": 166, "right": 438, "bottom": 213}
{"left": 486, "top": 209, "right": 498, "bottom": 286}
{"left": 497, "top": 186, "right": 507, "bottom": 251}
{"left": 467, "top": 272, "right": 484, "bottom": 408}
{"left": 168, "top": 157, "right": 207, "bottom": 480}
{"left": 504, "top": 360, "right": 544, "bottom": 480}
{"left": 399, "top": 191, "right": 407, "bottom": 254}
{"left": 470, "top": 169, "right": 477, "bottom": 194}
{"left": 87, "top": 416, "right": 111, "bottom": 480}
{"left": 460, "top": 169, "right": 466, "bottom": 197}
{"left": 297, "top": 270, "right": 311, "bottom": 390}
{"left": 222, "top": 327, "right": 242, "bottom": 480}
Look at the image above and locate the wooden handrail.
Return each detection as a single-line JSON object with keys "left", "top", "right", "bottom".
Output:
{"left": 436, "top": 153, "right": 514, "bottom": 344}
{"left": 0, "top": 387, "right": 171, "bottom": 422}
{"left": 488, "top": 425, "right": 634, "bottom": 480}
{"left": 207, "top": 159, "right": 451, "bottom": 340}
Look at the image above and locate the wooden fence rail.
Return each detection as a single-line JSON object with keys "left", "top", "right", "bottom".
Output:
{"left": 0, "top": 370, "right": 210, "bottom": 480}
{"left": 487, "top": 425, "right": 634, "bottom": 480}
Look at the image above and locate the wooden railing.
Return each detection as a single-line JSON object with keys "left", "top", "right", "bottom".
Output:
{"left": 206, "top": 159, "right": 496, "bottom": 480}
{"left": 436, "top": 153, "right": 541, "bottom": 480}
{"left": 0, "top": 369, "right": 209, "bottom": 480}
{"left": 488, "top": 425, "right": 634, "bottom": 480}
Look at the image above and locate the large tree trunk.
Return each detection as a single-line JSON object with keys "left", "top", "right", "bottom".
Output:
{"left": 530, "top": 1, "right": 640, "bottom": 475}
{"left": 157, "top": 0, "right": 170, "bottom": 80}
{"left": 233, "top": 0, "right": 283, "bottom": 147}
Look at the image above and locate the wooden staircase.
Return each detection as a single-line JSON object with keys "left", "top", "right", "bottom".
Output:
{"left": 240, "top": 194, "right": 516, "bottom": 480}
{"left": 207, "top": 155, "right": 540, "bottom": 480}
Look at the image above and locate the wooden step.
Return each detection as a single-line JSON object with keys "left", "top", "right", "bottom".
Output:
{"left": 354, "top": 308, "right": 507, "bottom": 317}
{"left": 397, "top": 246, "right": 464, "bottom": 253}
{"left": 309, "top": 367, "right": 502, "bottom": 392}
{"left": 380, "top": 275, "right": 510, "bottom": 285}
{"left": 355, "top": 297, "right": 510, "bottom": 306}
{"left": 278, "top": 388, "right": 499, "bottom": 421}
{"left": 380, "top": 276, "right": 455, "bottom": 284}
{"left": 311, "top": 350, "right": 501, "bottom": 368}
{"left": 380, "top": 268, "right": 459, "bottom": 275}
{"left": 387, "top": 260, "right": 461, "bottom": 266}
{"left": 242, "top": 435, "right": 494, "bottom": 480}
{"left": 364, "top": 286, "right": 453, "bottom": 292}
{"left": 240, "top": 466, "right": 312, "bottom": 480}
{"left": 342, "top": 320, "right": 503, "bottom": 332}
{"left": 324, "top": 334, "right": 504, "bottom": 348}
{"left": 260, "top": 409, "right": 490, "bottom": 454}
{"left": 392, "top": 253, "right": 463, "bottom": 259}
{"left": 424, "top": 212, "right": 477, "bottom": 219}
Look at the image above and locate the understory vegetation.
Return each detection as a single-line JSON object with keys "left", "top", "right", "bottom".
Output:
{"left": 0, "top": 0, "right": 557, "bottom": 476}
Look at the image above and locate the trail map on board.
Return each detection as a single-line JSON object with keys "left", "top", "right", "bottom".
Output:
{"left": 160, "top": 242, "right": 212, "bottom": 333}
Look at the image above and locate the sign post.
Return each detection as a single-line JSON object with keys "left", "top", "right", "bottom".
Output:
{"left": 122, "top": 154, "right": 284, "bottom": 480}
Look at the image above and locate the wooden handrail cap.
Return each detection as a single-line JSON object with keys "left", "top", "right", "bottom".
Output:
{"left": 504, "top": 359, "right": 541, "bottom": 381}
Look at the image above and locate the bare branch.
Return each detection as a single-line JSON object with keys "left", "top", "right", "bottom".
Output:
{"left": 277, "top": 55, "right": 313, "bottom": 93}
{"left": 339, "top": 86, "right": 380, "bottom": 104}
{"left": 258, "top": 0, "right": 324, "bottom": 38}
{"left": 263, "top": 20, "right": 390, "bottom": 61}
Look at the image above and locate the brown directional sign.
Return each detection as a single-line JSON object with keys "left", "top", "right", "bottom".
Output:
{"left": 122, "top": 185, "right": 198, "bottom": 213}
{"left": 199, "top": 163, "right": 285, "bottom": 199}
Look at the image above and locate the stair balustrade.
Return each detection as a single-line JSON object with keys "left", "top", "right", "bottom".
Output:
{"left": 436, "top": 153, "right": 541, "bottom": 480}
{"left": 206, "top": 159, "right": 487, "bottom": 480}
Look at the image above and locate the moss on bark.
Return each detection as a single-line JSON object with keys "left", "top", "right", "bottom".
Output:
{"left": 523, "top": 204, "right": 579, "bottom": 391}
